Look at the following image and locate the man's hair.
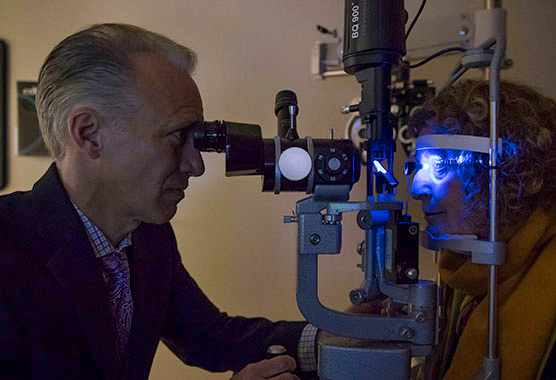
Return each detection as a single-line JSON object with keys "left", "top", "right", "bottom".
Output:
{"left": 36, "top": 23, "right": 197, "bottom": 160}
{"left": 409, "top": 79, "right": 556, "bottom": 237}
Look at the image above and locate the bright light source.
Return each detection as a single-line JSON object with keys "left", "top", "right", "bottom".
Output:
{"left": 373, "top": 160, "right": 387, "bottom": 174}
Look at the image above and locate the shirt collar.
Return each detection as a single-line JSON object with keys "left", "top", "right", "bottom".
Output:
{"left": 71, "top": 201, "right": 132, "bottom": 258}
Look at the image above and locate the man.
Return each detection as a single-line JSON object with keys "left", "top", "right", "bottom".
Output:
{"left": 0, "top": 24, "right": 318, "bottom": 380}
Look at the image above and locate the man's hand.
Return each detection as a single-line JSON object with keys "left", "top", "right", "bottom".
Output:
{"left": 230, "top": 356, "right": 300, "bottom": 380}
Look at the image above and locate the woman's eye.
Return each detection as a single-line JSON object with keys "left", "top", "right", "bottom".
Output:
{"left": 433, "top": 164, "right": 449, "bottom": 179}
{"left": 428, "top": 156, "right": 449, "bottom": 179}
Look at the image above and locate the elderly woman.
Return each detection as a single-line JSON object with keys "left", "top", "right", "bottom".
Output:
{"left": 409, "top": 79, "right": 556, "bottom": 380}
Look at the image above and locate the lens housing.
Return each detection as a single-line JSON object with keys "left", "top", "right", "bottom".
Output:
{"left": 194, "top": 120, "right": 361, "bottom": 193}
{"left": 194, "top": 120, "right": 264, "bottom": 176}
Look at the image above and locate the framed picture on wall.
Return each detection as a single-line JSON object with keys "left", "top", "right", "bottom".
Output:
{"left": 17, "top": 81, "right": 47, "bottom": 156}
{"left": 0, "top": 40, "right": 7, "bottom": 190}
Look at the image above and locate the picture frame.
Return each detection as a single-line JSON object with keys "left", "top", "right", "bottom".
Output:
{"left": 0, "top": 40, "right": 6, "bottom": 190}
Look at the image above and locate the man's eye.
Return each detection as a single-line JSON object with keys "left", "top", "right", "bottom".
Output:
{"left": 171, "top": 129, "right": 188, "bottom": 142}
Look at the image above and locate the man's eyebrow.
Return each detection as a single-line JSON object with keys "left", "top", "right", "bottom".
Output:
{"left": 165, "top": 120, "right": 199, "bottom": 133}
{"left": 182, "top": 121, "right": 203, "bottom": 134}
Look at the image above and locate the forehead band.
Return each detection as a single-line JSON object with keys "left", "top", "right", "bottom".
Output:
{"left": 415, "top": 134, "right": 503, "bottom": 154}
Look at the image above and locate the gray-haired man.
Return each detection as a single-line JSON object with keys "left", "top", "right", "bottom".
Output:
{"left": 0, "top": 24, "right": 318, "bottom": 380}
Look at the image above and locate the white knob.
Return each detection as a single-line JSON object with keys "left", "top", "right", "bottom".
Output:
{"left": 278, "top": 147, "right": 312, "bottom": 181}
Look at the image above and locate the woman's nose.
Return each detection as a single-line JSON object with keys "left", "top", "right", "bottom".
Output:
{"left": 410, "top": 170, "right": 431, "bottom": 201}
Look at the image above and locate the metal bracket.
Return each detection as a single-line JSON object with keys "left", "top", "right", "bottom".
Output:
{"left": 420, "top": 231, "right": 505, "bottom": 265}
{"left": 326, "top": 201, "right": 403, "bottom": 215}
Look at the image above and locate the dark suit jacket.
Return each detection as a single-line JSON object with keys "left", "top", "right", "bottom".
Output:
{"left": 0, "top": 164, "right": 307, "bottom": 380}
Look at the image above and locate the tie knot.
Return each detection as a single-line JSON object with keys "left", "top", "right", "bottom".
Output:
{"left": 113, "top": 249, "right": 127, "bottom": 259}
{"left": 100, "top": 250, "right": 130, "bottom": 282}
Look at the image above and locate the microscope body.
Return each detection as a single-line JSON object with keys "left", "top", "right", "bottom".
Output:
{"left": 193, "top": 1, "right": 439, "bottom": 378}
{"left": 294, "top": 1, "right": 438, "bottom": 378}
{"left": 293, "top": 186, "right": 436, "bottom": 380}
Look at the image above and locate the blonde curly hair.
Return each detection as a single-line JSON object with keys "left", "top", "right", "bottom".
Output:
{"left": 409, "top": 79, "right": 556, "bottom": 238}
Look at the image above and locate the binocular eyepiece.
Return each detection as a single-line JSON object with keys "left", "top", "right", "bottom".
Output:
{"left": 192, "top": 91, "right": 361, "bottom": 194}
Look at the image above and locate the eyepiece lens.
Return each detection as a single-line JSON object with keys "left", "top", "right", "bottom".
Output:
{"left": 193, "top": 121, "right": 227, "bottom": 153}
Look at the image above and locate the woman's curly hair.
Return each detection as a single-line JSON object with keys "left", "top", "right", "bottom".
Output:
{"left": 409, "top": 79, "right": 556, "bottom": 238}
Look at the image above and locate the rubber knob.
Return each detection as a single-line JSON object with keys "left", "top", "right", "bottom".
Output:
{"left": 278, "top": 147, "right": 312, "bottom": 181}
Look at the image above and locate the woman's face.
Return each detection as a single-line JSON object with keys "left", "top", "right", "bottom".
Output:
{"left": 410, "top": 129, "right": 484, "bottom": 237}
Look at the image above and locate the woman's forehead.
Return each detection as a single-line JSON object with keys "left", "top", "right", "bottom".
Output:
{"left": 416, "top": 148, "right": 446, "bottom": 160}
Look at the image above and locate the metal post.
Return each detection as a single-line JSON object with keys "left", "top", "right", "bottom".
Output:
{"left": 488, "top": 100, "right": 498, "bottom": 360}
{"left": 484, "top": 34, "right": 505, "bottom": 378}
{"left": 483, "top": 0, "right": 502, "bottom": 80}
{"left": 485, "top": 0, "right": 502, "bottom": 8}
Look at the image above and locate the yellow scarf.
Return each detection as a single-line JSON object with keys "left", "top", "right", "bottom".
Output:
{"left": 440, "top": 208, "right": 556, "bottom": 380}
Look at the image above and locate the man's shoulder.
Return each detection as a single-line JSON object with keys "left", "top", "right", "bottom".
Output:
{"left": 0, "top": 189, "right": 34, "bottom": 230}
{"left": 0, "top": 190, "right": 39, "bottom": 281}
{"left": 0, "top": 188, "right": 33, "bottom": 207}
{"left": 0, "top": 188, "right": 35, "bottom": 244}
{"left": 0, "top": 164, "right": 56, "bottom": 224}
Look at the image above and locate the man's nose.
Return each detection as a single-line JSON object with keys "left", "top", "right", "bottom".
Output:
{"left": 180, "top": 144, "right": 205, "bottom": 177}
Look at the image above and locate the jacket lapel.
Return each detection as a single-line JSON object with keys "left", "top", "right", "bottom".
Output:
{"left": 126, "top": 224, "right": 173, "bottom": 378}
{"left": 46, "top": 245, "right": 120, "bottom": 380}
{"left": 32, "top": 164, "right": 120, "bottom": 380}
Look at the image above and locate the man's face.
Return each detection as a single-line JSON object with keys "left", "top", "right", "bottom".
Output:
{"left": 410, "top": 129, "right": 479, "bottom": 237}
{"left": 99, "top": 53, "right": 205, "bottom": 224}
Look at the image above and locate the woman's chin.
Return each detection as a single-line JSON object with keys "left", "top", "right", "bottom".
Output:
{"left": 426, "top": 223, "right": 482, "bottom": 238}
{"left": 425, "top": 224, "right": 446, "bottom": 236}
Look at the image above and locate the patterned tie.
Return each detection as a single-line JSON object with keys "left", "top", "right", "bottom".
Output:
{"left": 100, "top": 250, "right": 134, "bottom": 359}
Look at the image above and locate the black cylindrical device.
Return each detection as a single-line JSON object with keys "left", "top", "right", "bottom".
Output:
{"left": 342, "top": 0, "right": 406, "bottom": 198}
{"left": 193, "top": 120, "right": 360, "bottom": 193}
{"left": 342, "top": 0, "right": 406, "bottom": 73}
{"left": 274, "top": 90, "right": 299, "bottom": 140}
{"left": 193, "top": 120, "right": 264, "bottom": 176}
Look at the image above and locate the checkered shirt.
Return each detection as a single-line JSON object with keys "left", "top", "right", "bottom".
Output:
{"left": 72, "top": 202, "right": 132, "bottom": 258}
{"left": 298, "top": 324, "right": 318, "bottom": 371}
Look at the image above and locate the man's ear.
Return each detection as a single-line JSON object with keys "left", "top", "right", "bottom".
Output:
{"left": 67, "top": 107, "right": 103, "bottom": 159}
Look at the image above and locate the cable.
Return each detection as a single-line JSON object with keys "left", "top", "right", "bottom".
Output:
{"left": 400, "top": 47, "right": 466, "bottom": 69}
{"left": 405, "top": 0, "right": 427, "bottom": 40}
{"left": 402, "top": 0, "right": 465, "bottom": 71}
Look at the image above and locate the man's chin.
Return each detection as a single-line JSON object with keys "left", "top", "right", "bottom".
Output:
{"left": 142, "top": 205, "right": 178, "bottom": 225}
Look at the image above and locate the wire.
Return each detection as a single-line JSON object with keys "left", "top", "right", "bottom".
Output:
{"left": 400, "top": 47, "right": 466, "bottom": 69}
{"left": 403, "top": 0, "right": 465, "bottom": 70}
{"left": 405, "top": 0, "right": 427, "bottom": 40}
